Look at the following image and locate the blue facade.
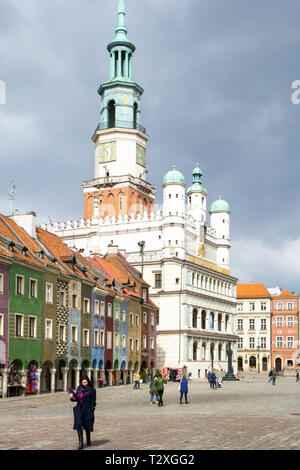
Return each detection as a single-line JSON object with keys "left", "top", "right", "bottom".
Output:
{"left": 120, "top": 300, "right": 128, "bottom": 370}
{"left": 92, "top": 292, "right": 105, "bottom": 372}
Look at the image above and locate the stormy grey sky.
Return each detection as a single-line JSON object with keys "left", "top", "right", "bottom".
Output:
{"left": 1, "top": 0, "right": 300, "bottom": 290}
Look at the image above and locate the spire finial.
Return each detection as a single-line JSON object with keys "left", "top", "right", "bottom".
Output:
{"left": 116, "top": 0, "right": 128, "bottom": 40}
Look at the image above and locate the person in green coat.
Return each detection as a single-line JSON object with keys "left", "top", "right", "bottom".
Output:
{"left": 149, "top": 376, "right": 159, "bottom": 404}
{"left": 156, "top": 374, "right": 167, "bottom": 407}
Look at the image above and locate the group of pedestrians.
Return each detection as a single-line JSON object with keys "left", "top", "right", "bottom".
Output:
{"left": 148, "top": 372, "right": 189, "bottom": 406}
{"left": 268, "top": 370, "right": 277, "bottom": 385}
{"left": 206, "top": 371, "right": 223, "bottom": 389}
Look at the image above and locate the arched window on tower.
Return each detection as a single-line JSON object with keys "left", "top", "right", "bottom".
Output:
{"left": 133, "top": 102, "right": 138, "bottom": 129}
{"left": 108, "top": 100, "right": 116, "bottom": 128}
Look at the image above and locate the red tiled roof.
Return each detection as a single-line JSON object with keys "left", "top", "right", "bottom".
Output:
{"left": 272, "top": 289, "right": 298, "bottom": 298}
{"left": 237, "top": 283, "right": 270, "bottom": 299}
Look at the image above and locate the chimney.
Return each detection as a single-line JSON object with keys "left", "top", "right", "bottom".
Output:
{"left": 11, "top": 211, "right": 37, "bottom": 239}
{"left": 107, "top": 242, "right": 118, "bottom": 255}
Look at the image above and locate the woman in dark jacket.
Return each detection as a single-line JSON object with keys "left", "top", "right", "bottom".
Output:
{"left": 68, "top": 376, "right": 96, "bottom": 450}
{"left": 179, "top": 375, "right": 189, "bottom": 404}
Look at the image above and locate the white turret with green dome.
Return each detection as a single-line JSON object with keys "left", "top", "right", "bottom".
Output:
{"left": 209, "top": 196, "right": 231, "bottom": 269}
{"left": 187, "top": 163, "right": 208, "bottom": 224}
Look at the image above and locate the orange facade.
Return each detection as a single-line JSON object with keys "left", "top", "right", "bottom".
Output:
{"left": 84, "top": 187, "right": 154, "bottom": 221}
{"left": 271, "top": 290, "right": 299, "bottom": 371}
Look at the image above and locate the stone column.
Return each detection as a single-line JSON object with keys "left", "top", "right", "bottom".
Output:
{"left": 129, "top": 369, "right": 134, "bottom": 385}
{"left": 62, "top": 368, "right": 69, "bottom": 392}
{"left": 118, "top": 50, "right": 122, "bottom": 77}
{"left": 108, "top": 369, "right": 113, "bottom": 387}
{"left": 50, "top": 369, "right": 56, "bottom": 393}
{"left": 1, "top": 368, "right": 7, "bottom": 398}
{"left": 205, "top": 315, "right": 210, "bottom": 330}
{"left": 92, "top": 369, "right": 99, "bottom": 388}
{"left": 100, "top": 369, "right": 105, "bottom": 381}
{"left": 75, "top": 368, "right": 81, "bottom": 389}
{"left": 114, "top": 369, "right": 120, "bottom": 386}
{"left": 86, "top": 368, "right": 92, "bottom": 381}
{"left": 121, "top": 370, "right": 127, "bottom": 385}
{"left": 37, "top": 369, "right": 42, "bottom": 394}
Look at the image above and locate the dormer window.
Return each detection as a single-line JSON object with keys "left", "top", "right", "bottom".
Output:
{"left": 22, "top": 247, "right": 28, "bottom": 256}
{"left": 9, "top": 242, "right": 15, "bottom": 252}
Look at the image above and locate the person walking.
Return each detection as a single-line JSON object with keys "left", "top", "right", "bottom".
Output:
{"left": 272, "top": 370, "right": 277, "bottom": 385}
{"left": 68, "top": 376, "right": 96, "bottom": 450}
{"left": 268, "top": 370, "right": 273, "bottom": 384}
{"left": 149, "top": 375, "right": 159, "bottom": 404}
{"left": 207, "top": 370, "right": 212, "bottom": 385}
{"left": 211, "top": 372, "right": 217, "bottom": 389}
{"left": 296, "top": 370, "right": 299, "bottom": 383}
{"left": 133, "top": 372, "right": 140, "bottom": 389}
{"left": 179, "top": 375, "right": 189, "bottom": 404}
{"left": 156, "top": 373, "right": 167, "bottom": 407}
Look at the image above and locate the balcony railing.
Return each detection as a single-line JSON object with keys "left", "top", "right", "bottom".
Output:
{"left": 95, "top": 120, "right": 146, "bottom": 134}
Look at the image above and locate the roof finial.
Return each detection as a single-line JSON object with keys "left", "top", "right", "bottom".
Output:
{"left": 116, "top": 0, "right": 128, "bottom": 40}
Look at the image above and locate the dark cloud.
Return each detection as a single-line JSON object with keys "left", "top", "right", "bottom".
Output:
{"left": 1, "top": 0, "right": 300, "bottom": 289}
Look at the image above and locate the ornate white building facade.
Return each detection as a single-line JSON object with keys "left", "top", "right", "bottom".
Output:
{"left": 41, "top": 0, "right": 238, "bottom": 378}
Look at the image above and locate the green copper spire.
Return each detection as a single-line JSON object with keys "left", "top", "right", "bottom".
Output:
{"left": 116, "top": 0, "right": 128, "bottom": 41}
{"left": 187, "top": 163, "right": 208, "bottom": 194}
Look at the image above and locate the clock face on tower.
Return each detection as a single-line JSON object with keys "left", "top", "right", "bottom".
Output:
{"left": 98, "top": 141, "right": 117, "bottom": 163}
{"left": 136, "top": 144, "right": 146, "bottom": 167}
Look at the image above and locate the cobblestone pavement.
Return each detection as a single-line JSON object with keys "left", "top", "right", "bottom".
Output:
{"left": 1, "top": 375, "right": 300, "bottom": 450}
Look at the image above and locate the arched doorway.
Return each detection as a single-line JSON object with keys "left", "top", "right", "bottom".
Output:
{"left": 40, "top": 361, "right": 52, "bottom": 393}
{"left": 193, "top": 341, "right": 198, "bottom": 361}
{"left": 209, "top": 312, "right": 214, "bottom": 330}
{"left": 201, "top": 310, "right": 206, "bottom": 329}
{"left": 192, "top": 309, "right": 198, "bottom": 329}
{"left": 105, "top": 360, "right": 112, "bottom": 387}
{"left": 249, "top": 356, "right": 256, "bottom": 369}
{"left": 68, "top": 360, "right": 78, "bottom": 390}
{"left": 55, "top": 359, "right": 66, "bottom": 391}
{"left": 238, "top": 357, "right": 243, "bottom": 371}
{"left": 262, "top": 357, "right": 268, "bottom": 371}
{"left": 275, "top": 357, "right": 282, "bottom": 372}
{"left": 81, "top": 360, "right": 90, "bottom": 381}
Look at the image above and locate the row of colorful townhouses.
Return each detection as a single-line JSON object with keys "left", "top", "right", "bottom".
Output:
{"left": 236, "top": 283, "right": 300, "bottom": 373}
{"left": 0, "top": 212, "right": 158, "bottom": 398}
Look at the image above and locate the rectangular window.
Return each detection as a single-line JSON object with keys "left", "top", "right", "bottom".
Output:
{"left": 150, "top": 337, "right": 154, "bottom": 350}
{"left": 16, "top": 275, "right": 24, "bottom": 296}
{"left": 0, "top": 274, "right": 3, "bottom": 294}
{"left": 288, "top": 303, "right": 293, "bottom": 311}
{"left": 135, "top": 338, "right": 139, "bottom": 352}
{"left": 151, "top": 313, "right": 155, "bottom": 326}
{"left": 287, "top": 337, "right": 294, "bottom": 348}
{"left": 84, "top": 298, "right": 90, "bottom": 314}
{"left": 276, "top": 316, "right": 283, "bottom": 327}
{"left": 136, "top": 314, "right": 139, "bottom": 327}
{"left": 143, "top": 335, "right": 147, "bottom": 349}
{"left": 260, "top": 337, "right": 266, "bottom": 349}
{"left": 249, "top": 319, "right": 255, "bottom": 330}
{"left": 129, "top": 313, "right": 134, "bottom": 327}
{"left": 100, "top": 302, "right": 105, "bottom": 317}
{"left": 277, "top": 303, "right": 282, "bottom": 311}
{"left": 237, "top": 319, "right": 243, "bottom": 330}
{"left": 237, "top": 303, "right": 243, "bottom": 312}
{"left": 261, "top": 318, "right": 267, "bottom": 330}
{"left": 59, "top": 325, "right": 66, "bottom": 342}
{"left": 107, "top": 331, "right": 112, "bottom": 349}
{"left": 29, "top": 279, "right": 38, "bottom": 299}
{"left": 45, "top": 319, "right": 53, "bottom": 340}
{"left": 249, "top": 337, "right": 255, "bottom": 349}
{"left": 60, "top": 291, "right": 66, "bottom": 307}
{"left": 154, "top": 273, "right": 162, "bottom": 289}
{"left": 287, "top": 316, "right": 294, "bottom": 327}
{"left": 72, "top": 294, "right": 78, "bottom": 309}
{"left": 122, "top": 310, "right": 126, "bottom": 323}
{"left": 143, "top": 312, "right": 147, "bottom": 324}
{"left": 100, "top": 330, "right": 105, "bottom": 347}
{"left": 114, "top": 333, "right": 119, "bottom": 348}
{"left": 115, "top": 308, "right": 119, "bottom": 321}
{"left": 29, "top": 316, "right": 37, "bottom": 338}
{"left": 260, "top": 302, "right": 267, "bottom": 311}
{"left": 94, "top": 300, "right": 100, "bottom": 316}
{"left": 107, "top": 303, "right": 112, "bottom": 318}
{"left": 83, "top": 329, "right": 89, "bottom": 346}
{"left": 71, "top": 325, "right": 78, "bottom": 343}
{"left": 238, "top": 337, "right": 243, "bottom": 349}
{"left": 45, "top": 283, "right": 53, "bottom": 303}
{"left": 0, "top": 314, "right": 4, "bottom": 337}
{"left": 15, "top": 314, "right": 24, "bottom": 337}
{"left": 129, "top": 338, "right": 134, "bottom": 352}
{"left": 143, "top": 289, "right": 147, "bottom": 302}
{"left": 276, "top": 336, "right": 283, "bottom": 348}
{"left": 122, "top": 335, "right": 126, "bottom": 349}
{"left": 94, "top": 329, "right": 100, "bottom": 347}
{"left": 249, "top": 302, "right": 255, "bottom": 311}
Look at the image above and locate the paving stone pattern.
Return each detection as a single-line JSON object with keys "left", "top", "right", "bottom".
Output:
{"left": 1, "top": 376, "right": 300, "bottom": 450}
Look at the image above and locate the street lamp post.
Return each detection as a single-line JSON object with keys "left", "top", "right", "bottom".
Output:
{"left": 257, "top": 342, "right": 260, "bottom": 374}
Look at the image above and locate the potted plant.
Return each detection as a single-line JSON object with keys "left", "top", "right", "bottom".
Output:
{"left": 98, "top": 379, "right": 104, "bottom": 389}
